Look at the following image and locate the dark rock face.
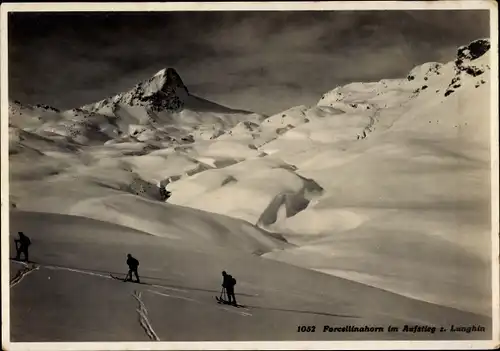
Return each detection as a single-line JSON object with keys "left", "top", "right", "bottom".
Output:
{"left": 164, "top": 68, "right": 189, "bottom": 93}
{"left": 154, "top": 68, "right": 189, "bottom": 111}
{"left": 34, "top": 104, "right": 60, "bottom": 112}
{"left": 443, "top": 39, "right": 490, "bottom": 98}
{"left": 457, "top": 39, "right": 491, "bottom": 62}
{"left": 141, "top": 90, "right": 184, "bottom": 112}
{"left": 455, "top": 39, "right": 490, "bottom": 76}
{"left": 129, "top": 67, "right": 189, "bottom": 112}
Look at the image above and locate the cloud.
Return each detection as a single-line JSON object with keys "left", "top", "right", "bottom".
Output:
{"left": 8, "top": 10, "right": 490, "bottom": 114}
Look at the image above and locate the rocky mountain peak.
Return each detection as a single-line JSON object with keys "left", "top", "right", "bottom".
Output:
{"left": 81, "top": 67, "right": 190, "bottom": 113}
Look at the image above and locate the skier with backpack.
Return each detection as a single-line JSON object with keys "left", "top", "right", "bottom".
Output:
{"left": 221, "top": 270, "right": 237, "bottom": 306}
{"left": 14, "top": 231, "right": 31, "bottom": 262}
{"left": 125, "top": 253, "right": 140, "bottom": 283}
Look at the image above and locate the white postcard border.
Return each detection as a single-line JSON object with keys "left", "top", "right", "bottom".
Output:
{"left": 1, "top": 2, "right": 498, "bottom": 350}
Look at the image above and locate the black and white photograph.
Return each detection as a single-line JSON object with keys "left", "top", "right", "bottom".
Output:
{"left": 1, "top": 2, "right": 498, "bottom": 350}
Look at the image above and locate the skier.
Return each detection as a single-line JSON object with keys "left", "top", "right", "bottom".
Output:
{"left": 14, "top": 231, "right": 31, "bottom": 262}
{"left": 125, "top": 254, "right": 140, "bottom": 283}
{"left": 221, "top": 271, "right": 237, "bottom": 306}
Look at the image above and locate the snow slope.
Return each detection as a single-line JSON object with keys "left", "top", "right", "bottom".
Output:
{"left": 8, "top": 39, "right": 494, "bottom": 341}
{"left": 261, "top": 39, "right": 493, "bottom": 316}
{"left": 156, "top": 39, "right": 494, "bottom": 316}
{"left": 9, "top": 210, "right": 490, "bottom": 341}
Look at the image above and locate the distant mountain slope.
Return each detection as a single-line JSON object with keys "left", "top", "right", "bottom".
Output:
{"left": 9, "top": 67, "right": 264, "bottom": 147}
{"left": 164, "top": 38, "right": 494, "bottom": 315}
{"left": 168, "top": 38, "right": 492, "bottom": 226}
{"left": 81, "top": 68, "right": 254, "bottom": 115}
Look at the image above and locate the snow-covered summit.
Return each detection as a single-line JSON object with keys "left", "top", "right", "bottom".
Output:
{"left": 9, "top": 67, "right": 264, "bottom": 146}
{"left": 81, "top": 67, "right": 189, "bottom": 113}
{"left": 320, "top": 38, "right": 491, "bottom": 106}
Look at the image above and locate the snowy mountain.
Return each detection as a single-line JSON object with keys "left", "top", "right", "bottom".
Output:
{"left": 8, "top": 39, "right": 494, "bottom": 342}
{"left": 9, "top": 67, "right": 264, "bottom": 148}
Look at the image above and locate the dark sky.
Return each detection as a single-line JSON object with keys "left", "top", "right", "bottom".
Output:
{"left": 8, "top": 10, "right": 490, "bottom": 115}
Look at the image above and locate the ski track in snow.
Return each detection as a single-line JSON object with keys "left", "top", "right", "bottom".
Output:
{"left": 150, "top": 284, "right": 188, "bottom": 293}
{"left": 10, "top": 262, "right": 40, "bottom": 288}
{"left": 10, "top": 259, "right": 253, "bottom": 317}
{"left": 132, "top": 290, "right": 161, "bottom": 341}
{"left": 213, "top": 303, "right": 253, "bottom": 317}
{"left": 21, "top": 261, "right": 186, "bottom": 292}
{"left": 146, "top": 289, "right": 254, "bottom": 318}
{"left": 147, "top": 289, "right": 201, "bottom": 303}
{"left": 44, "top": 264, "right": 191, "bottom": 295}
{"left": 43, "top": 265, "right": 114, "bottom": 280}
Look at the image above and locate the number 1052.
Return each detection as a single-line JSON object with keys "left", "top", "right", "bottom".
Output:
{"left": 297, "top": 326, "right": 316, "bottom": 332}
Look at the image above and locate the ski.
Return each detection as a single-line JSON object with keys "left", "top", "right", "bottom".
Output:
{"left": 215, "top": 296, "right": 248, "bottom": 309}
{"left": 111, "top": 274, "right": 147, "bottom": 285}
{"left": 110, "top": 274, "right": 126, "bottom": 281}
